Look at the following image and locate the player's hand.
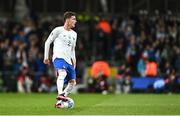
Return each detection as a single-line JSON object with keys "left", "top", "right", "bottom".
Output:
{"left": 43, "top": 59, "right": 50, "bottom": 65}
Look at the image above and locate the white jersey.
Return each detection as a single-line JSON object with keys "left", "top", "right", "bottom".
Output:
{"left": 44, "top": 26, "right": 77, "bottom": 65}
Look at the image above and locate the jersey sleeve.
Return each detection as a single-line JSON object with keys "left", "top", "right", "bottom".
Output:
{"left": 44, "top": 28, "right": 59, "bottom": 60}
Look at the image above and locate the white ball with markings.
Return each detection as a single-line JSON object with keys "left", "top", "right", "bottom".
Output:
{"left": 56, "top": 97, "right": 75, "bottom": 109}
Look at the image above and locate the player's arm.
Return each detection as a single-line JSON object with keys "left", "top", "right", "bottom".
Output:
{"left": 71, "top": 51, "right": 76, "bottom": 68}
{"left": 44, "top": 28, "right": 58, "bottom": 65}
{"left": 71, "top": 34, "right": 77, "bottom": 68}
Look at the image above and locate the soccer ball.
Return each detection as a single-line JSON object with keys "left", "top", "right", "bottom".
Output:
{"left": 66, "top": 97, "right": 75, "bottom": 109}
{"left": 56, "top": 97, "right": 75, "bottom": 109}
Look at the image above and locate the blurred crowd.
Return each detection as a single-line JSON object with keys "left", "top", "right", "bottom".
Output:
{"left": 0, "top": 12, "right": 180, "bottom": 93}
{"left": 88, "top": 13, "right": 180, "bottom": 76}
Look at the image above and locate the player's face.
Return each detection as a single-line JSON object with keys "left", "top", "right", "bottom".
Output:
{"left": 68, "top": 16, "right": 77, "bottom": 28}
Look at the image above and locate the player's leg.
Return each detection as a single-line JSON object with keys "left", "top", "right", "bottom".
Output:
{"left": 53, "top": 58, "right": 68, "bottom": 101}
{"left": 63, "top": 64, "right": 76, "bottom": 96}
{"left": 63, "top": 79, "right": 76, "bottom": 96}
{"left": 56, "top": 79, "right": 76, "bottom": 101}
{"left": 56, "top": 69, "right": 67, "bottom": 95}
{"left": 55, "top": 67, "right": 76, "bottom": 108}
{"left": 55, "top": 69, "right": 68, "bottom": 108}
{"left": 56, "top": 69, "right": 71, "bottom": 101}
{"left": 56, "top": 61, "right": 76, "bottom": 101}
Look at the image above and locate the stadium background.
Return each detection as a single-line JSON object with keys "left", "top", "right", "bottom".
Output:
{"left": 0, "top": 0, "right": 180, "bottom": 94}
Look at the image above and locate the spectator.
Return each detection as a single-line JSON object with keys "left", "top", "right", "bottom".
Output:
{"left": 17, "top": 66, "right": 32, "bottom": 93}
{"left": 137, "top": 52, "right": 148, "bottom": 77}
{"left": 145, "top": 59, "right": 158, "bottom": 77}
{"left": 153, "top": 68, "right": 176, "bottom": 93}
{"left": 89, "top": 61, "right": 110, "bottom": 94}
{"left": 115, "top": 64, "right": 132, "bottom": 94}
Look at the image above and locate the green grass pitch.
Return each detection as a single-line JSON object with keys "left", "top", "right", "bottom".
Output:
{"left": 0, "top": 93, "right": 180, "bottom": 115}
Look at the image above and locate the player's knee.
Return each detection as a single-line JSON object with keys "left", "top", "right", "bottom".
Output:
{"left": 57, "top": 69, "right": 67, "bottom": 80}
{"left": 69, "top": 79, "right": 76, "bottom": 86}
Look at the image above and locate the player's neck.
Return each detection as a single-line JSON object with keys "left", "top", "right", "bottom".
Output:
{"left": 64, "top": 23, "right": 71, "bottom": 31}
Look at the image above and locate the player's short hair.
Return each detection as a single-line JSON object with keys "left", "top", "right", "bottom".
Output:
{"left": 63, "top": 11, "right": 76, "bottom": 22}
